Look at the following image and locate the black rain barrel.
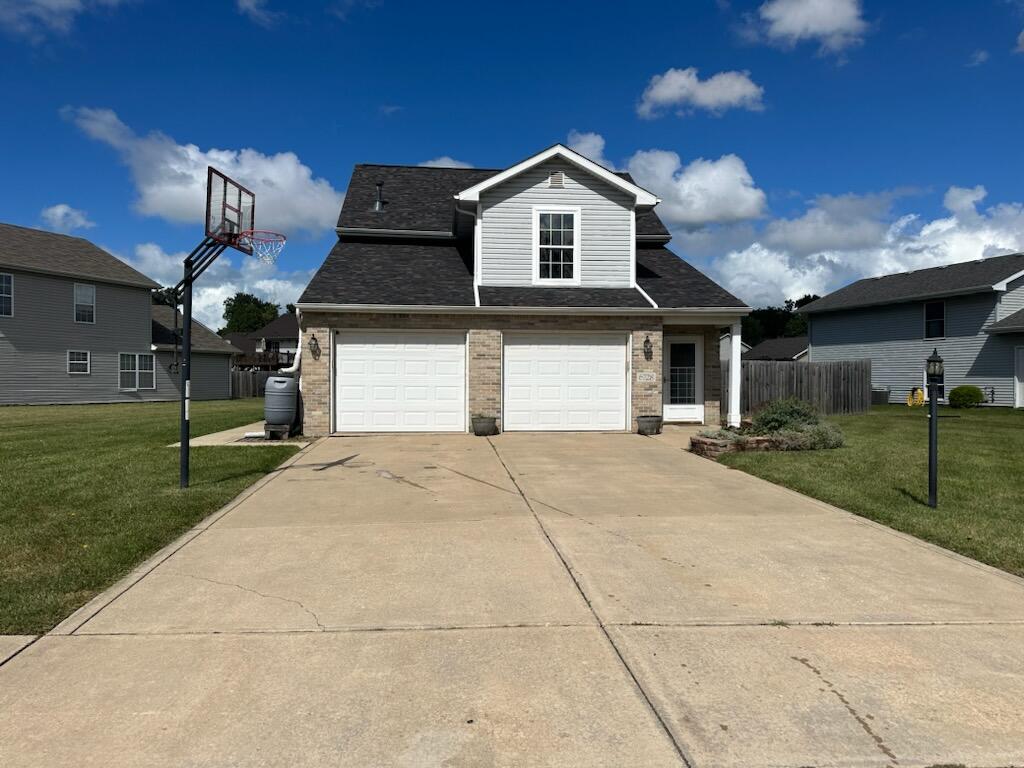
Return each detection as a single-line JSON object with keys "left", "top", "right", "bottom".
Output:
{"left": 265, "top": 376, "right": 298, "bottom": 427}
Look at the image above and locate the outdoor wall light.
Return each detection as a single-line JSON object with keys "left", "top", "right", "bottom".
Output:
{"left": 308, "top": 333, "right": 322, "bottom": 360}
{"left": 926, "top": 348, "right": 943, "bottom": 509}
{"left": 643, "top": 335, "right": 653, "bottom": 360}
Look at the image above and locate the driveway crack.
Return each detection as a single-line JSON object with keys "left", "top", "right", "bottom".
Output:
{"left": 169, "top": 572, "right": 326, "bottom": 631}
{"left": 791, "top": 655, "right": 898, "bottom": 765}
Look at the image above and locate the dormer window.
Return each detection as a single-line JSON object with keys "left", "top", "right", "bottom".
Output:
{"left": 533, "top": 207, "right": 580, "bottom": 284}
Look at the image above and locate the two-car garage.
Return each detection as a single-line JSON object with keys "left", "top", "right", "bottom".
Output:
{"left": 332, "top": 330, "right": 629, "bottom": 433}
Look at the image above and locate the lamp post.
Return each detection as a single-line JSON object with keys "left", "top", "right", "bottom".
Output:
{"left": 926, "top": 348, "right": 944, "bottom": 508}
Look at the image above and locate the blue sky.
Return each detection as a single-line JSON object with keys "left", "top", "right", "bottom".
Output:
{"left": 2, "top": 0, "right": 1024, "bottom": 327}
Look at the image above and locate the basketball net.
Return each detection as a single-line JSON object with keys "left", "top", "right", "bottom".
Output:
{"left": 238, "top": 230, "right": 286, "bottom": 264}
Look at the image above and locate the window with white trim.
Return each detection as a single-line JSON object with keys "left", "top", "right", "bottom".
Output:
{"left": 536, "top": 210, "right": 578, "bottom": 282}
{"left": 0, "top": 273, "right": 11, "bottom": 317}
{"left": 67, "top": 350, "right": 90, "bottom": 374}
{"left": 924, "top": 300, "right": 944, "bottom": 339}
{"left": 74, "top": 283, "right": 95, "bottom": 324}
{"left": 119, "top": 353, "right": 155, "bottom": 390}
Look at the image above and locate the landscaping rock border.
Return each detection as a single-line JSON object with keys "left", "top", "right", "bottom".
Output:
{"left": 690, "top": 435, "right": 772, "bottom": 460}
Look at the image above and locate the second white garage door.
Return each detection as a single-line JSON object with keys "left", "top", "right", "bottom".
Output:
{"left": 503, "top": 333, "right": 628, "bottom": 431}
{"left": 334, "top": 331, "right": 466, "bottom": 432}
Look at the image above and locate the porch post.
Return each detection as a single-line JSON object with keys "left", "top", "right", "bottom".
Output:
{"left": 728, "top": 320, "right": 742, "bottom": 427}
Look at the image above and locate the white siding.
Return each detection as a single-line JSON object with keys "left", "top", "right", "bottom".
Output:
{"left": 809, "top": 293, "right": 1022, "bottom": 406}
{"left": 479, "top": 158, "right": 633, "bottom": 288}
{"left": 998, "top": 276, "right": 1024, "bottom": 320}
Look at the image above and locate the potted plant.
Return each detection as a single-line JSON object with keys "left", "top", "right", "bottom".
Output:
{"left": 471, "top": 414, "right": 499, "bottom": 436}
{"left": 635, "top": 414, "right": 663, "bottom": 436}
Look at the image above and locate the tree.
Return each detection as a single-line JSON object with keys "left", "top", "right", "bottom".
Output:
{"left": 285, "top": 303, "right": 296, "bottom": 314}
{"left": 220, "top": 292, "right": 280, "bottom": 335}
{"left": 741, "top": 294, "right": 820, "bottom": 346}
{"left": 152, "top": 286, "right": 178, "bottom": 307}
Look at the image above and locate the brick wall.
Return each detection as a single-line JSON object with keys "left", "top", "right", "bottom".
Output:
{"left": 298, "top": 312, "right": 724, "bottom": 435}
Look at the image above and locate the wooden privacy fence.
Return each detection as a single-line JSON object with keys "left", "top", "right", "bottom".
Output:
{"left": 739, "top": 359, "right": 872, "bottom": 416}
{"left": 231, "top": 370, "right": 272, "bottom": 399}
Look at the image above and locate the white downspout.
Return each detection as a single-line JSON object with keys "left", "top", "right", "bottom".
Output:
{"left": 281, "top": 309, "right": 301, "bottom": 378}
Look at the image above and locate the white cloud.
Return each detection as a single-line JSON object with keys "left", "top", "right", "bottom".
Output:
{"left": 237, "top": 0, "right": 279, "bottom": 27}
{"left": 708, "top": 185, "right": 1024, "bottom": 306}
{"left": 1016, "top": 29, "right": 1024, "bottom": 53}
{"left": 0, "top": 0, "right": 129, "bottom": 42}
{"left": 121, "top": 242, "right": 312, "bottom": 330}
{"left": 637, "top": 67, "right": 764, "bottom": 118}
{"left": 627, "top": 149, "right": 767, "bottom": 227}
{"left": 967, "top": 49, "right": 990, "bottom": 67}
{"left": 756, "top": 0, "right": 868, "bottom": 54}
{"left": 41, "top": 203, "right": 95, "bottom": 232}
{"left": 418, "top": 156, "right": 473, "bottom": 168}
{"left": 62, "top": 106, "right": 343, "bottom": 237}
{"left": 566, "top": 130, "right": 616, "bottom": 170}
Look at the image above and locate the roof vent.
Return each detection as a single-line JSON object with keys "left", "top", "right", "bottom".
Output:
{"left": 548, "top": 171, "right": 565, "bottom": 188}
{"left": 373, "top": 182, "right": 384, "bottom": 212}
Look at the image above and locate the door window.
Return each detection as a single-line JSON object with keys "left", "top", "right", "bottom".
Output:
{"left": 669, "top": 343, "right": 696, "bottom": 405}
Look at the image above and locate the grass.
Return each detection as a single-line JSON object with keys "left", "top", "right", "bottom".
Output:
{"left": 0, "top": 400, "right": 298, "bottom": 634}
{"left": 720, "top": 405, "right": 1024, "bottom": 577}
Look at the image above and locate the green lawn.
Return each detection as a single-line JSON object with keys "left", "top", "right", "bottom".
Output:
{"left": 0, "top": 400, "right": 298, "bottom": 634}
{"left": 720, "top": 405, "right": 1024, "bottom": 577}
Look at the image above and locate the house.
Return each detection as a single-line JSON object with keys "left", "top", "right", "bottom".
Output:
{"left": 227, "top": 313, "right": 299, "bottom": 370}
{"left": 0, "top": 223, "right": 240, "bottom": 404}
{"left": 294, "top": 144, "right": 750, "bottom": 435}
{"left": 718, "top": 331, "right": 751, "bottom": 361}
{"left": 803, "top": 253, "right": 1024, "bottom": 406}
{"left": 744, "top": 335, "right": 808, "bottom": 362}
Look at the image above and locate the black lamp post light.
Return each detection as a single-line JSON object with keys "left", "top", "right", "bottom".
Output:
{"left": 926, "top": 348, "right": 944, "bottom": 508}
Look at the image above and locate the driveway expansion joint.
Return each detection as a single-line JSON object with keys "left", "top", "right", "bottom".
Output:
{"left": 487, "top": 437, "right": 696, "bottom": 768}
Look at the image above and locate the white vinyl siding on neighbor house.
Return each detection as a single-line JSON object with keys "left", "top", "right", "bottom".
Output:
{"left": 810, "top": 293, "right": 1021, "bottom": 406}
{"left": 0, "top": 273, "right": 11, "bottom": 317}
{"left": 999, "top": 275, "right": 1024, "bottom": 319}
{"left": 479, "top": 158, "right": 634, "bottom": 288}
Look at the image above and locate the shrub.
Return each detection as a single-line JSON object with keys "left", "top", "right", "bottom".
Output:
{"left": 948, "top": 385, "right": 985, "bottom": 409}
{"left": 770, "top": 422, "right": 845, "bottom": 451}
{"left": 698, "top": 428, "right": 743, "bottom": 443}
{"left": 750, "top": 398, "right": 819, "bottom": 435}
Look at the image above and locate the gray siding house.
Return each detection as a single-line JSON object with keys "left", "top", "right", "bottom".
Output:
{"left": 0, "top": 223, "right": 239, "bottom": 405}
{"left": 803, "top": 253, "right": 1024, "bottom": 407}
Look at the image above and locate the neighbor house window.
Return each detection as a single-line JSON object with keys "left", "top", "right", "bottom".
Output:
{"left": 74, "top": 283, "right": 96, "bottom": 324}
{"left": 535, "top": 209, "right": 579, "bottom": 283}
{"left": 119, "top": 353, "right": 155, "bottom": 390}
{"left": 924, "top": 300, "right": 945, "bottom": 339}
{"left": 0, "top": 273, "right": 11, "bottom": 317}
{"left": 67, "top": 350, "right": 91, "bottom": 374}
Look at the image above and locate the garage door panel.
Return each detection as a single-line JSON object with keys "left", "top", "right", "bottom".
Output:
{"left": 335, "top": 331, "right": 466, "bottom": 433}
{"left": 503, "top": 333, "right": 627, "bottom": 432}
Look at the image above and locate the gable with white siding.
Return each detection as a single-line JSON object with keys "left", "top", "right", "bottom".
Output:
{"left": 478, "top": 158, "right": 634, "bottom": 288}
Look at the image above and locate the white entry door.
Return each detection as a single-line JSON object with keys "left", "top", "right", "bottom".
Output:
{"left": 1016, "top": 347, "right": 1024, "bottom": 408}
{"left": 334, "top": 331, "right": 466, "bottom": 432}
{"left": 663, "top": 336, "right": 704, "bottom": 422}
{"left": 503, "top": 333, "right": 628, "bottom": 431}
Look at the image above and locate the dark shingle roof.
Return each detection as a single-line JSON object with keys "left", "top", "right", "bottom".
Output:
{"left": 636, "top": 246, "right": 747, "bottom": 308}
{"left": 339, "top": 164, "right": 671, "bottom": 238}
{"left": 151, "top": 303, "right": 242, "bottom": 355}
{"left": 0, "top": 223, "right": 160, "bottom": 289}
{"left": 986, "top": 307, "right": 1024, "bottom": 334}
{"left": 254, "top": 312, "right": 299, "bottom": 340}
{"left": 802, "top": 253, "right": 1024, "bottom": 314}
{"left": 224, "top": 332, "right": 258, "bottom": 355}
{"left": 744, "top": 336, "right": 809, "bottom": 360}
{"left": 298, "top": 239, "right": 475, "bottom": 306}
{"left": 479, "top": 287, "right": 651, "bottom": 308}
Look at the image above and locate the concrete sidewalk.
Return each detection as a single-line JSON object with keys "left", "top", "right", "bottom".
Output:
{"left": 1, "top": 432, "right": 1022, "bottom": 767}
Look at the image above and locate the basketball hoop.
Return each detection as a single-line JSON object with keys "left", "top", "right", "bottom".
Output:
{"left": 238, "top": 230, "right": 286, "bottom": 264}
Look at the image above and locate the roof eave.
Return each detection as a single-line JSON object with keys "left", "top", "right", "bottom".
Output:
{"left": 803, "top": 285, "right": 997, "bottom": 314}
{"left": 296, "top": 302, "right": 749, "bottom": 317}
{"left": 453, "top": 144, "right": 660, "bottom": 206}
{"left": 0, "top": 261, "right": 161, "bottom": 290}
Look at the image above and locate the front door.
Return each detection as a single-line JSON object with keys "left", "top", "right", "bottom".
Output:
{"left": 662, "top": 336, "right": 704, "bottom": 422}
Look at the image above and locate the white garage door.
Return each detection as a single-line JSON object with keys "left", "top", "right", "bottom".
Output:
{"left": 334, "top": 331, "right": 466, "bottom": 432}
{"left": 503, "top": 333, "right": 628, "bottom": 431}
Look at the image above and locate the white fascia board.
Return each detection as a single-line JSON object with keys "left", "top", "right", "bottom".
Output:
{"left": 296, "top": 302, "right": 748, "bottom": 319}
{"left": 453, "top": 144, "right": 660, "bottom": 206}
{"left": 992, "top": 268, "right": 1024, "bottom": 291}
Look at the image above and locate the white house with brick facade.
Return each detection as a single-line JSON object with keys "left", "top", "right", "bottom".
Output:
{"left": 294, "top": 144, "right": 750, "bottom": 435}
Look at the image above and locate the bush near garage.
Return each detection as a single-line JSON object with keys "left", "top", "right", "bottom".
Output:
{"left": 750, "top": 398, "right": 820, "bottom": 435}
{"left": 948, "top": 385, "right": 985, "bottom": 409}
{"left": 693, "top": 398, "right": 844, "bottom": 458}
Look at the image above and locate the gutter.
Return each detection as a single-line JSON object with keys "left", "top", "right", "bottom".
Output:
{"left": 296, "top": 302, "right": 751, "bottom": 317}
{"left": 280, "top": 309, "right": 302, "bottom": 375}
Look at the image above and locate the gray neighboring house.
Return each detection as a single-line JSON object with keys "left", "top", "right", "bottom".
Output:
{"left": 0, "top": 223, "right": 240, "bottom": 405}
{"left": 744, "top": 335, "right": 808, "bottom": 362}
{"left": 803, "top": 253, "right": 1024, "bottom": 406}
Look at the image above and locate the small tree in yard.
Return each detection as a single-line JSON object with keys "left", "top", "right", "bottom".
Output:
{"left": 220, "top": 292, "right": 280, "bottom": 335}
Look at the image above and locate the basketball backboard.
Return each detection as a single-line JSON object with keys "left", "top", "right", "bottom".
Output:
{"left": 206, "top": 167, "right": 254, "bottom": 254}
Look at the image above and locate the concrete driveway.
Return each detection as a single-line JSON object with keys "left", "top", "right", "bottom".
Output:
{"left": 2, "top": 433, "right": 1023, "bottom": 767}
